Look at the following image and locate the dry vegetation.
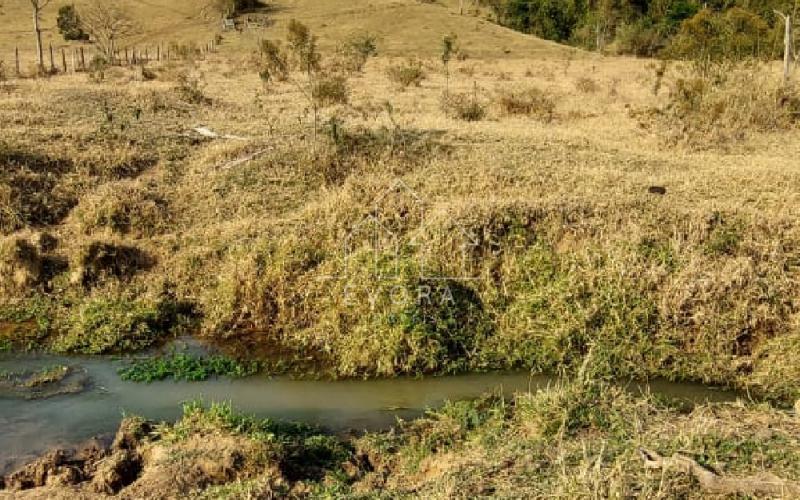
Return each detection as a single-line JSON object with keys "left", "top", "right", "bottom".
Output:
{"left": 1, "top": 0, "right": 800, "bottom": 496}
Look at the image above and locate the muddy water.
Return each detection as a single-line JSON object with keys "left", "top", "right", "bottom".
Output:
{"left": 0, "top": 351, "right": 738, "bottom": 475}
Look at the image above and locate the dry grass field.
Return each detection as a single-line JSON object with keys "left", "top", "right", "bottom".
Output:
{"left": 2, "top": 0, "right": 800, "bottom": 497}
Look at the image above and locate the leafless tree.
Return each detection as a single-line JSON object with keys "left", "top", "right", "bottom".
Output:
{"left": 29, "top": 0, "right": 51, "bottom": 70}
{"left": 81, "top": 0, "right": 138, "bottom": 61}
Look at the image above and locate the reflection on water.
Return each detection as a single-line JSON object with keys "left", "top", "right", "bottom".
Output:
{"left": 0, "top": 352, "right": 738, "bottom": 474}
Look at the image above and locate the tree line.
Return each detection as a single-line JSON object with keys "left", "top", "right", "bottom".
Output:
{"left": 477, "top": 0, "right": 797, "bottom": 58}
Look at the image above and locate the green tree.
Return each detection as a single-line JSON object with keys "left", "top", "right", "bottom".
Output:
{"left": 57, "top": 5, "right": 88, "bottom": 41}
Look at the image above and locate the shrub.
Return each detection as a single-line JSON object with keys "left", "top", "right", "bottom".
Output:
{"left": 441, "top": 92, "right": 487, "bottom": 121}
{"left": 496, "top": 87, "right": 555, "bottom": 121}
{"left": 386, "top": 59, "right": 426, "bottom": 89}
{"left": 338, "top": 32, "right": 378, "bottom": 73}
{"left": 176, "top": 71, "right": 210, "bottom": 105}
{"left": 312, "top": 76, "right": 348, "bottom": 107}
{"left": 667, "top": 8, "right": 770, "bottom": 75}
{"left": 57, "top": 5, "right": 89, "bottom": 41}
{"left": 614, "top": 19, "right": 667, "bottom": 57}
{"left": 286, "top": 19, "right": 321, "bottom": 73}
{"left": 646, "top": 65, "right": 800, "bottom": 147}
{"left": 87, "top": 55, "right": 108, "bottom": 83}
{"left": 575, "top": 76, "right": 598, "bottom": 93}
{"left": 258, "top": 39, "right": 289, "bottom": 84}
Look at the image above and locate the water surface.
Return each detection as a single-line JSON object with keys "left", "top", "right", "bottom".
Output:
{"left": 0, "top": 352, "right": 738, "bottom": 474}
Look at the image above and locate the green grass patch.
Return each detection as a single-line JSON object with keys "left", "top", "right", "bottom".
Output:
{"left": 53, "top": 295, "right": 194, "bottom": 354}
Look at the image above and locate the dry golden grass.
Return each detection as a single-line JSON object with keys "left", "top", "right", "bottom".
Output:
{"left": 0, "top": 0, "right": 572, "bottom": 67}
{"left": 1, "top": 0, "right": 800, "bottom": 392}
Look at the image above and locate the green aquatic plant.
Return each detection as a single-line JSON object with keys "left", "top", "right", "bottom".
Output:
{"left": 118, "top": 353, "right": 261, "bottom": 383}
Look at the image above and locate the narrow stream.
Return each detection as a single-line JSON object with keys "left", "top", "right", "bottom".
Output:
{"left": 0, "top": 351, "right": 738, "bottom": 475}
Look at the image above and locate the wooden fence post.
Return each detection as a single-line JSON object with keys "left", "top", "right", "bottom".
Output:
{"left": 157, "top": 45, "right": 161, "bottom": 61}
{"left": 15, "top": 47, "right": 20, "bottom": 76}
{"left": 80, "top": 47, "right": 85, "bottom": 71}
{"left": 125, "top": 48, "right": 129, "bottom": 64}
{"left": 61, "top": 48, "right": 67, "bottom": 73}
{"left": 49, "top": 44, "right": 55, "bottom": 72}
{"left": 775, "top": 11, "right": 794, "bottom": 85}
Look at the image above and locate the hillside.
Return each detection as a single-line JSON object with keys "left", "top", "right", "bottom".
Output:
{"left": 3, "top": 0, "right": 800, "bottom": 497}
{"left": 0, "top": 0, "right": 573, "bottom": 65}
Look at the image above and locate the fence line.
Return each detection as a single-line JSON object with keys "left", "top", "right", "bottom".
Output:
{"left": 7, "top": 39, "right": 219, "bottom": 77}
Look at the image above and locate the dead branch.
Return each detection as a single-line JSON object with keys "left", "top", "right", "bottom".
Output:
{"left": 639, "top": 448, "right": 800, "bottom": 497}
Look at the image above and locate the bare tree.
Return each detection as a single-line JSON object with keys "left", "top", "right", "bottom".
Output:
{"left": 81, "top": 0, "right": 138, "bottom": 61}
{"left": 30, "top": 0, "right": 51, "bottom": 70}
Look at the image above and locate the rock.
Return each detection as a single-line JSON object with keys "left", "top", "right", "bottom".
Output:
{"left": 648, "top": 186, "right": 667, "bottom": 195}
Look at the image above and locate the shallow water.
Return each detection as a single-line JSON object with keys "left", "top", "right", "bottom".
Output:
{"left": 0, "top": 351, "right": 738, "bottom": 474}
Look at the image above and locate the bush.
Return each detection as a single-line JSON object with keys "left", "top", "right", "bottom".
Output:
{"left": 667, "top": 8, "right": 770, "bottom": 75}
{"left": 496, "top": 87, "right": 555, "bottom": 121}
{"left": 614, "top": 20, "right": 668, "bottom": 57}
{"left": 575, "top": 76, "right": 598, "bottom": 93}
{"left": 338, "top": 32, "right": 378, "bottom": 73}
{"left": 312, "top": 76, "right": 349, "bottom": 107}
{"left": 386, "top": 59, "right": 426, "bottom": 89}
{"left": 441, "top": 92, "right": 487, "bottom": 121}
{"left": 57, "top": 5, "right": 88, "bottom": 41}
{"left": 176, "top": 71, "right": 210, "bottom": 105}
{"left": 87, "top": 55, "right": 108, "bottom": 83}
{"left": 646, "top": 65, "right": 800, "bottom": 147}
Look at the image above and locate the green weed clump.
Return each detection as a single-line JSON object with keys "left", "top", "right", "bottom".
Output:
{"left": 118, "top": 353, "right": 261, "bottom": 383}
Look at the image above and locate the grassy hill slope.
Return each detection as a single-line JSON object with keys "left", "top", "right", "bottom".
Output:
{"left": 0, "top": 0, "right": 572, "bottom": 65}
